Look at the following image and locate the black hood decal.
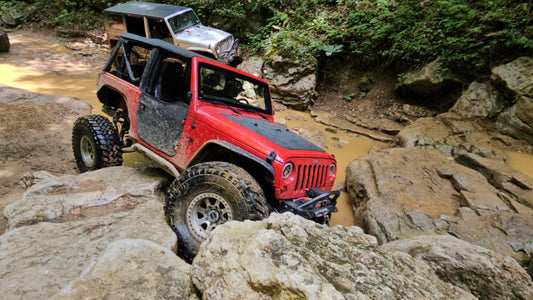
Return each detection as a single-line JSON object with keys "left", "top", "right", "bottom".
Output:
{"left": 224, "top": 114, "right": 324, "bottom": 152}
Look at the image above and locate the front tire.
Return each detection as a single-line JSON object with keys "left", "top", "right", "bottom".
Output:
{"left": 72, "top": 115, "right": 123, "bottom": 172}
{"left": 165, "top": 161, "right": 269, "bottom": 261}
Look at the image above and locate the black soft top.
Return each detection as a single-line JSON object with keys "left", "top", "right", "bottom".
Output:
{"left": 104, "top": 1, "right": 190, "bottom": 19}
{"left": 119, "top": 33, "right": 214, "bottom": 61}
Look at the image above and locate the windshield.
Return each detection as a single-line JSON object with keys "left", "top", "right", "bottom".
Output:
{"left": 198, "top": 63, "right": 272, "bottom": 114}
{"left": 168, "top": 10, "right": 200, "bottom": 34}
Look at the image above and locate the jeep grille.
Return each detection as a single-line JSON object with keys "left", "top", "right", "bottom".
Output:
{"left": 294, "top": 163, "right": 329, "bottom": 192}
{"left": 216, "top": 36, "right": 234, "bottom": 53}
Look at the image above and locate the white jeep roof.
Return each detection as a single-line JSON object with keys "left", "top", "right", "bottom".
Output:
{"left": 104, "top": 1, "right": 191, "bottom": 19}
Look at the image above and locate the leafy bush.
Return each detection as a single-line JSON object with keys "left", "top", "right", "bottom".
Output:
{"left": 7, "top": 0, "right": 531, "bottom": 71}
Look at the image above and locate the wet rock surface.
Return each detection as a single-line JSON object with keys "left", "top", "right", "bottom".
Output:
{"left": 397, "top": 112, "right": 531, "bottom": 161}
{"left": 346, "top": 148, "right": 533, "bottom": 266}
{"left": 3, "top": 167, "right": 170, "bottom": 230}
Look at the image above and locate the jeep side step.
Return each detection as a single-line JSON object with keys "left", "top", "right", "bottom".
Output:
{"left": 132, "top": 143, "right": 181, "bottom": 178}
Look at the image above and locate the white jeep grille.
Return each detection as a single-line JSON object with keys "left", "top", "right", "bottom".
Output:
{"left": 216, "top": 36, "right": 234, "bottom": 53}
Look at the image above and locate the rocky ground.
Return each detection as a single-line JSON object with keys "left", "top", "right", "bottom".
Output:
{"left": 1, "top": 169, "right": 531, "bottom": 298}
{"left": 0, "top": 30, "right": 108, "bottom": 233}
{"left": 1, "top": 29, "right": 533, "bottom": 298}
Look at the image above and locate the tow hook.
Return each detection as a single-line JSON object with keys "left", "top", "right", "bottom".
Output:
{"left": 280, "top": 188, "right": 340, "bottom": 224}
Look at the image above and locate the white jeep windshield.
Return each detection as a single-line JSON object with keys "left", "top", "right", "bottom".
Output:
{"left": 198, "top": 63, "right": 271, "bottom": 114}
{"left": 168, "top": 10, "right": 200, "bottom": 34}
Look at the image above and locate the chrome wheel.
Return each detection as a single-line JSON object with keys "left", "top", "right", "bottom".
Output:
{"left": 79, "top": 135, "right": 95, "bottom": 168}
{"left": 186, "top": 192, "right": 233, "bottom": 240}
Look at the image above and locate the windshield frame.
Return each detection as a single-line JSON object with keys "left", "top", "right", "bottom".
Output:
{"left": 166, "top": 9, "right": 201, "bottom": 34}
{"left": 197, "top": 62, "right": 273, "bottom": 115}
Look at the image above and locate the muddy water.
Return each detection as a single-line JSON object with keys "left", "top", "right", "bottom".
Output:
{"left": 507, "top": 151, "right": 533, "bottom": 179}
{"left": 275, "top": 110, "right": 377, "bottom": 226}
{"left": 0, "top": 64, "right": 100, "bottom": 111}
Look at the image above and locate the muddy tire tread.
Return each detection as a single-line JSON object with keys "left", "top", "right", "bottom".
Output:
{"left": 72, "top": 115, "right": 123, "bottom": 172}
{"left": 165, "top": 161, "right": 269, "bottom": 261}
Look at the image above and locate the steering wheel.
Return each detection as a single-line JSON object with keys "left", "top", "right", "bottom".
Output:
{"left": 237, "top": 98, "right": 249, "bottom": 105}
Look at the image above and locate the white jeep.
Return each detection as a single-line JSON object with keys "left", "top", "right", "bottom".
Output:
{"left": 104, "top": 1, "right": 238, "bottom": 64}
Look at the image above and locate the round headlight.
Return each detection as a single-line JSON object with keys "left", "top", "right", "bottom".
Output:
{"left": 329, "top": 163, "right": 336, "bottom": 176}
{"left": 282, "top": 162, "right": 293, "bottom": 179}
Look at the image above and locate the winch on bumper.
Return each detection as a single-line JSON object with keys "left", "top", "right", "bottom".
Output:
{"left": 279, "top": 188, "right": 340, "bottom": 224}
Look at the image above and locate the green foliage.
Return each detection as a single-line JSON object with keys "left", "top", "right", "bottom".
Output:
{"left": 342, "top": 0, "right": 533, "bottom": 70}
{"left": 344, "top": 93, "right": 356, "bottom": 101}
{"left": 8, "top": 0, "right": 532, "bottom": 71}
{"left": 2, "top": 0, "right": 111, "bottom": 28}
{"left": 321, "top": 44, "right": 343, "bottom": 57}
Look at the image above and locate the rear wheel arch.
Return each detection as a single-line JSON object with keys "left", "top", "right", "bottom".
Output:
{"left": 97, "top": 85, "right": 128, "bottom": 113}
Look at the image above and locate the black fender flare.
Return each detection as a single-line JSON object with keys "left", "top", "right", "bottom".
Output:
{"left": 187, "top": 140, "right": 275, "bottom": 184}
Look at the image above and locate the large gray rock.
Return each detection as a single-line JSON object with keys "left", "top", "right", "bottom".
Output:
{"left": 456, "top": 153, "right": 533, "bottom": 209}
{"left": 395, "top": 59, "right": 463, "bottom": 110}
{"left": 0, "top": 3, "right": 32, "bottom": 27}
{"left": 492, "top": 57, "right": 533, "bottom": 144}
{"left": 3, "top": 167, "right": 170, "bottom": 230}
{"left": 491, "top": 57, "right": 533, "bottom": 100}
{"left": 450, "top": 81, "right": 507, "bottom": 118}
{"left": 237, "top": 58, "right": 264, "bottom": 78}
{"left": 238, "top": 55, "right": 317, "bottom": 111}
{"left": 0, "top": 167, "right": 179, "bottom": 299}
{"left": 383, "top": 235, "right": 533, "bottom": 300}
{"left": 346, "top": 148, "right": 533, "bottom": 265}
{"left": 191, "top": 212, "right": 474, "bottom": 299}
{"left": 54, "top": 239, "right": 194, "bottom": 299}
{"left": 264, "top": 55, "right": 317, "bottom": 111}
{"left": 0, "top": 200, "right": 177, "bottom": 299}
{"left": 496, "top": 96, "right": 533, "bottom": 144}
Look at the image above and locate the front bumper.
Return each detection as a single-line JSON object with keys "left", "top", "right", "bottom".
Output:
{"left": 279, "top": 188, "right": 339, "bottom": 224}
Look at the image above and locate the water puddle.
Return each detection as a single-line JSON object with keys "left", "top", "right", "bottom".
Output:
{"left": 507, "top": 151, "right": 533, "bottom": 179}
{"left": 275, "top": 110, "right": 378, "bottom": 226}
{"left": 0, "top": 64, "right": 100, "bottom": 111}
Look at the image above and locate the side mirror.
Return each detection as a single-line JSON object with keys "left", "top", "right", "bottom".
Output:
{"left": 186, "top": 91, "right": 193, "bottom": 101}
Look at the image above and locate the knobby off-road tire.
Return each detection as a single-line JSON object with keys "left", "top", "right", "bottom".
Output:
{"left": 72, "top": 115, "right": 123, "bottom": 172}
{"left": 0, "top": 28, "right": 9, "bottom": 52}
{"left": 165, "top": 161, "right": 269, "bottom": 261}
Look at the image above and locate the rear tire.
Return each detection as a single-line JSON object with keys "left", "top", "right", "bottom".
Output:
{"left": 72, "top": 115, "right": 123, "bottom": 172}
{"left": 165, "top": 161, "right": 269, "bottom": 261}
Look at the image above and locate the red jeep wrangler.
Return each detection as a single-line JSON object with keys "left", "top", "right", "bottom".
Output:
{"left": 72, "top": 33, "right": 338, "bottom": 259}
